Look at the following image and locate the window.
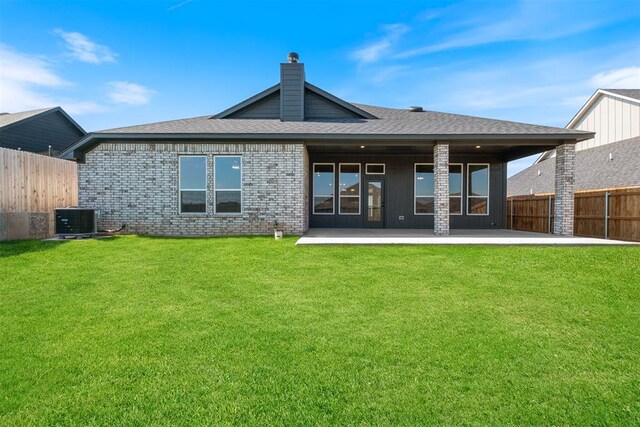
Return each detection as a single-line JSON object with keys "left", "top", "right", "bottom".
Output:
{"left": 179, "top": 156, "right": 207, "bottom": 213}
{"left": 365, "top": 163, "right": 385, "bottom": 175}
{"left": 214, "top": 156, "right": 242, "bottom": 213}
{"left": 339, "top": 163, "right": 361, "bottom": 215}
{"left": 449, "top": 164, "right": 463, "bottom": 215}
{"left": 414, "top": 163, "right": 434, "bottom": 215}
{"left": 313, "top": 163, "right": 334, "bottom": 214}
{"left": 467, "top": 163, "right": 489, "bottom": 215}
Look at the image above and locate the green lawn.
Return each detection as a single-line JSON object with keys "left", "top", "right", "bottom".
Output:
{"left": 1, "top": 236, "right": 639, "bottom": 425}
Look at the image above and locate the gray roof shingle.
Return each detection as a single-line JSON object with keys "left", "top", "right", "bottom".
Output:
{"left": 508, "top": 136, "right": 640, "bottom": 195}
{"left": 0, "top": 107, "right": 56, "bottom": 129}
{"left": 95, "top": 103, "right": 589, "bottom": 137}
{"left": 604, "top": 89, "right": 640, "bottom": 101}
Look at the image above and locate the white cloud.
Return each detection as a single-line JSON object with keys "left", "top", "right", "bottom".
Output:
{"left": 168, "top": 0, "right": 193, "bottom": 11}
{"left": 395, "top": 1, "right": 621, "bottom": 59}
{"left": 0, "top": 45, "right": 67, "bottom": 88}
{"left": 0, "top": 44, "right": 106, "bottom": 115}
{"left": 55, "top": 29, "right": 117, "bottom": 64}
{"left": 590, "top": 67, "right": 640, "bottom": 88}
{"left": 106, "top": 81, "right": 156, "bottom": 105}
{"left": 0, "top": 44, "right": 66, "bottom": 111}
{"left": 62, "top": 101, "right": 106, "bottom": 115}
{"left": 351, "top": 24, "right": 409, "bottom": 64}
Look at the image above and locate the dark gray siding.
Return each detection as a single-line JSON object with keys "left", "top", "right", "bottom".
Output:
{"left": 309, "top": 153, "right": 507, "bottom": 229}
{"left": 305, "top": 90, "right": 362, "bottom": 119}
{"left": 280, "top": 63, "right": 305, "bottom": 121}
{"left": 226, "top": 88, "right": 363, "bottom": 120}
{"left": 0, "top": 110, "right": 84, "bottom": 154}
{"left": 227, "top": 92, "right": 281, "bottom": 119}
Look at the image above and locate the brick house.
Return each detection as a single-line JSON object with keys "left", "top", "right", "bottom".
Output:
{"left": 61, "top": 53, "right": 592, "bottom": 237}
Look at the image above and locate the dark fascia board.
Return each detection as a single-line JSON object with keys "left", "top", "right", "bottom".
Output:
{"left": 1, "top": 106, "right": 86, "bottom": 135}
{"left": 59, "top": 131, "right": 593, "bottom": 159}
{"left": 211, "top": 84, "right": 280, "bottom": 119}
{"left": 304, "top": 82, "right": 378, "bottom": 119}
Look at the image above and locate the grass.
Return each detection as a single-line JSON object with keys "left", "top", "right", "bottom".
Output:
{"left": 1, "top": 236, "right": 639, "bottom": 425}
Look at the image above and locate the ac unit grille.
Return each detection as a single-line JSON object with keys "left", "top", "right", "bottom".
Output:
{"left": 55, "top": 209, "right": 96, "bottom": 235}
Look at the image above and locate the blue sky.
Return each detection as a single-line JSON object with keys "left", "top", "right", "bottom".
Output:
{"left": 1, "top": 0, "right": 639, "bottom": 175}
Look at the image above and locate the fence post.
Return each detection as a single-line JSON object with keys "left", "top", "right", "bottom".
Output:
{"left": 510, "top": 197, "right": 514, "bottom": 230}
{"left": 604, "top": 191, "right": 609, "bottom": 240}
{"left": 548, "top": 195, "right": 552, "bottom": 234}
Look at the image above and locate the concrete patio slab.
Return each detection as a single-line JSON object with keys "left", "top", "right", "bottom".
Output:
{"left": 296, "top": 228, "right": 637, "bottom": 246}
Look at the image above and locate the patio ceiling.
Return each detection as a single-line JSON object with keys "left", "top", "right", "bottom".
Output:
{"left": 305, "top": 140, "right": 565, "bottom": 161}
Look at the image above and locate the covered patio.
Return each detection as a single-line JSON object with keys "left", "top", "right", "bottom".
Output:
{"left": 296, "top": 228, "right": 637, "bottom": 245}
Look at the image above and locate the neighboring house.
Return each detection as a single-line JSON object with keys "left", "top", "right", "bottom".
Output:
{"left": 0, "top": 107, "right": 86, "bottom": 155}
{"left": 61, "top": 53, "right": 591, "bottom": 237}
{"left": 508, "top": 136, "right": 640, "bottom": 195}
{"left": 509, "top": 89, "right": 640, "bottom": 195}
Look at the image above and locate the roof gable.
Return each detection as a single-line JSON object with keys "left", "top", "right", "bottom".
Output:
{"left": 567, "top": 88, "right": 640, "bottom": 129}
{"left": 0, "top": 107, "right": 85, "bottom": 135}
{"left": 213, "top": 82, "right": 377, "bottom": 120}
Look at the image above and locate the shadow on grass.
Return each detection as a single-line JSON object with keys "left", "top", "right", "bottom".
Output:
{"left": 0, "top": 239, "right": 66, "bottom": 259}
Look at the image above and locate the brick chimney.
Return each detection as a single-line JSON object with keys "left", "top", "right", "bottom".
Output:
{"left": 280, "top": 52, "right": 305, "bottom": 121}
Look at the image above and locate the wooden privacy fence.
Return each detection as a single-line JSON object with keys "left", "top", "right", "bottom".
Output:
{"left": 507, "top": 187, "right": 640, "bottom": 242}
{"left": 1, "top": 147, "right": 78, "bottom": 240}
{"left": 0, "top": 147, "right": 77, "bottom": 213}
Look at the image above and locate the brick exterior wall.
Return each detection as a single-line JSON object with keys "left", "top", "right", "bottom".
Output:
{"left": 433, "top": 143, "right": 450, "bottom": 236}
{"left": 554, "top": 143, "right": 576, "bottom": 236}
{"left": 79, "top": 142, "right": 308, "bottom": 236}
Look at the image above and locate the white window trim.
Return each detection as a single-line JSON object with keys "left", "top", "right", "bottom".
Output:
{"left": 449, "top": 163, "right": 463, "bottom": 216}
{"left": 339, "top": 163, "right": 361, "bottom": 215}
{"left": 214, "top": 155, "right": 243, "bottom": 215}
{"left": 414, "top": 163, "right": 434, "bottom": 216}
{"left": 312, "top": 163, "right": 335, "bottom": 215}
{"left": 466, "top": 163, "right": 490, "bottom": 216}
{"left": 179, "top": 155, "right": 208, "bottom": 214}
{"left": 365, "top": 163, "right": 385, "bottom": 175}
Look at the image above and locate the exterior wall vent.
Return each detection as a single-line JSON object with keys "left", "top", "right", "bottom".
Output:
{"left": 409, "top": 106, "right": 423, "bottom": 112}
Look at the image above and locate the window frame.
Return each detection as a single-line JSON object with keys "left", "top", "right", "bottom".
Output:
{"left": 214, "top": 155, "right": 243, "bottom": 215}
{"left": 178, "top": 155, "right": 208, "bottom": 214}
{"left": 338, "top": 163, "right": 361, "bottom": 215}
{"left": 466, "top": 163, "right": 490, "bottom": 216}
{"left": 365, "top": 163, "right": 385, "bottom": 175}
{"left": 414, "top": 163, "right": 435, "bottom": 216}
{"left": 449, "top": 163, "right": 464, "bottom": 216}
{"left": 312, "top": 163, "right": 335, "bottom": 215}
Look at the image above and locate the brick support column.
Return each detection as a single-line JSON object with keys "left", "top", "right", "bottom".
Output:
{"left": 554, "top": 143, "right": 575, "bottom": 236}
{"left": 433, "top": 143, "right": 450, "bottom": 236}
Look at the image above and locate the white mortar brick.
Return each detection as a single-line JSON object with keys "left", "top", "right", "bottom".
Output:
{"left": 433, "top": 143, "right": 450, "bottom": 236}
{"left": 79, "top": 143, "right": 308, "bottom": 236}
{"left": 554, "top": 143, "right": 575, "bottom": 236}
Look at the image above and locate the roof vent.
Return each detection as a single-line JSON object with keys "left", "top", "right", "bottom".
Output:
{"left": 409, "top": 106, "right": 423, "bottom": 112}
{"left": 287, "top": 52, "right": 299, "bottom": 63}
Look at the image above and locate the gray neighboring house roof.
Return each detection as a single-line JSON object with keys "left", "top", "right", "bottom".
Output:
{"left": 0, "top": 107, "right": 85, "bottom": 133}
{"left": 0, "top": 107, "right": 86, "bottom": 154}
{"left": 603, "top": 89, "right": 640, "bottom": 100}
{"left": 508, "top": 136, "right": 640, "bottom": 195}
{"left": 0, "top": 107, "right": 54, "bottom": 128}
